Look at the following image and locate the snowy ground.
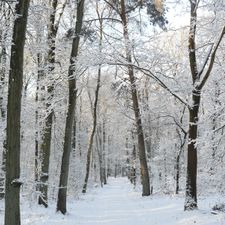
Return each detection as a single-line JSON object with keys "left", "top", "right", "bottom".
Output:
{"left": 0, "top": 177, "right": 225, "bottom": 225}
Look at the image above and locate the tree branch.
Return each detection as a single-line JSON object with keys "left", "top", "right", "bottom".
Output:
{"left": 159, "top": 114, "right": 187, "bottom": 135}
{"left": 197, "top": 43, "right": 213, "bottom": 78}
{"left": 107, "top": 61, "right": 190, "bottom": 109}
{"left": 84, "top": 17, "right": 122, "bottom": 24}
{"left": 103, "top": 0, "right": 120, "bottom": 15}
{"left": 198, "top": 25, "right": 225, "bottom": 89}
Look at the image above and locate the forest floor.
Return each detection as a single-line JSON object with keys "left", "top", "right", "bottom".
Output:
{"left": 0, "top": 177, "right": 225, "bottom": 225}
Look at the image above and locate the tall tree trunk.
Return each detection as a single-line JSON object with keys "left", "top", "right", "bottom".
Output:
{"left": 38, "top": 0, "right": 57, "bottom": 207}
{"left": 107, "top": 135, "right": 111, "bottom": 177}
{"left": 184, "top": 0, "right": 224, "bottom": 210}
{"left": 35, "top": 52, "right": 44, "bottom": 190}
{"left": 82, "top": 66, "right": 101, "bottom": 193}
{"left": 38, "top": 0, "right": 66, "bottom": 207}
{"left": 35, "top": 81, "right": 39, "bottom": 187}
{"left": 96, "top": 120, "right": 107, "bottom": 186}
{"left": 78, "top": 96, "right": 82, "bottom": 157}
{"left": 57, "top": 0, "right": 85, "bottom": 214}
{"left": 120, "top": 0, "right": 150, "bottom": 196}
{"left": 95, "top": 126, "right": 103, "bottom": 187}
{"left": 82, "top": 4, "right": 103, "bottom": 193}
{"left": 4, "top": 1, "right": 30, "bottom": 225}
{"left": 102, "top": 119, "right": 107, "bottom": 185}
{"left": 72, "top": 113, "right": 77, "bottom": 154}
{"left": 185, "top": 89, "right": 200, "bottom": 209}
{"left": 131, "top": 139, "right": 137, "bottom": 187}
{"left": 175, "top": 147, "right": 181, "bottom": 195}
{"left": 184, "top": 0, "right": 200, "bottom": 209}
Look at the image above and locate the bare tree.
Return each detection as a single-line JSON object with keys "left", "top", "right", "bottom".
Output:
{"left": 184, "top": 0, "right": 225, "bottom": 210}
{"left": 119, "top": 0, "right": 150, "bottom": 196}
{"left": 4, "top": 0, "right": 30, "bottom": 225}
{"left": 110, "top": 0, "right": 225, "bottom": 206}
{"left": 82, "top": 71, "right": 102, "bottom": 193}
{"left": 82, "top": 1, "right": 104, "bottom": 194}
{"left": 57, "top": 0, "right": 85, "bottom": 214}
{"left": 38, "top": 0, "right": 66, "bottom": 208}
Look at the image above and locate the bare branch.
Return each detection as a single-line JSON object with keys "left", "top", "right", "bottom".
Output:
{"left": 84, "top": 17, "right": 122, "bottom": 24}
{"left": 197, "top": 43, "right": 213, "bottom": 78}
{"left": 158, "top": 114, "right": 187, "bottom": 135}
{"left": 198, "top": 25, "right": 225, "bottom": 89}
{"left": 103, "top": 0, "right": 120, "bottom": 15}
{"left": 107, "top": 61, "right": 190, "bottom": 109}
{"left": 214, "top": 123, "right": 225, "bottom": 133}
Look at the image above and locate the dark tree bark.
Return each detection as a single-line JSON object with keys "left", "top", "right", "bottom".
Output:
{"left": 72, "top": 112, "right": 77, "bottom": 154}
{"left": 102, "top": 119, "right": 107, "bottom": 185}
{"left": 184, "top": 0, "right": 225, "bottom": 210}
{"left": 4, "top": 1, "right": 30, "bottom": 225}
{"left": 175, "top": 148, "right": 180, "bottom": 194}
{"left": 78, "top": 96, "right": 83, "bottom": 157}
{"left": 35, "top": 52, "right": 44, "bottom": 190}
{"left": 185, "top": 89, "right": 200, "bottom": 209}
{"left": 38, "top": 0, "right": 57, "bottom": 206}
{"left": 57, "top": 0, "right": 85, "bottom": 214}
{"left": 185, "top": 5, "right": 200, "bottom": 208}
{"left": 130, "top": 133, "right": 137, "bottom": 186}
{"left": 38, "top": 0, "right": 66, "bottom": 207}
{"left": 96, "top": 126, "right": 103, "bottom": 187}
{"left": 95, "top": 120, "right": 107, "bottom": 186}
{"left": 120, "top": 0, "right": 150, "bottom": 196}
{"left": 107, "top": 135, "right": 112, "bottom": 177}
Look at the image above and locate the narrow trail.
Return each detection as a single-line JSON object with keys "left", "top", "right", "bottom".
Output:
{"left": 73, "top": 177, "right": 154, "bottom": 224}
{"left": 2, "top": 177, "right": 223, "bottom": 225}
{"left": 68, "top": 178, "right": 221, "bottom": 225}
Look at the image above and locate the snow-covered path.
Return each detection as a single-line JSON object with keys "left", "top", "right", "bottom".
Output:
{"left": 1, "top": 177, "right": 225, "bottom": 225}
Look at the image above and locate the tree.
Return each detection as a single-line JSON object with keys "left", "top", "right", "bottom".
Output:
{"left": 4, "top": 0, "right": 30, "bottom": 224}
{"left": 82, "top": 0, "right": 104, "bottom": 194}
{"left": 57, "top": 0, "right": 85, "bottom": 214}
{"left": 184, "top": 0, "right": 225, "bottom": 210}
{"left": 114, "top": 0, "right": 225, "bottom": 205}
{"left": 119, "top": 0, "right": 150, "bottom": 196}
{"left": 38, "top": 0, "right": 66, "bottom": 208}
{"left": 82, "top": 70, "right": 101, "bottom": 193}
{"left": 103, "top": 0, "right": 168, "bottom": 196}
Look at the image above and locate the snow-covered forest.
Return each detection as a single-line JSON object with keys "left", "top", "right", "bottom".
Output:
{"left": 0, "top": 0, "right": 225, "bottom": 224}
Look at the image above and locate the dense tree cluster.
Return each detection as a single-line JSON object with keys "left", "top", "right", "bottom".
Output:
{"left": 0, "top": 0, "right": 224, "bottom": 224}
